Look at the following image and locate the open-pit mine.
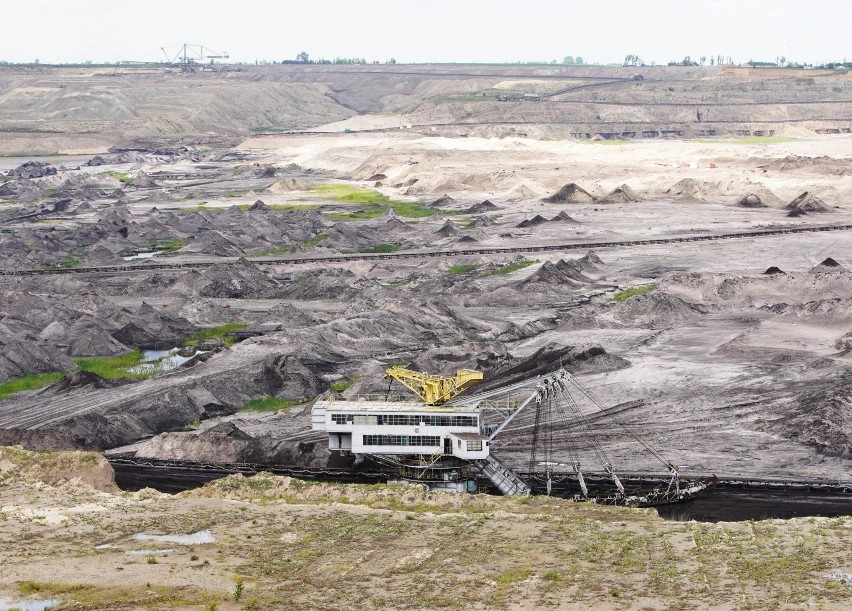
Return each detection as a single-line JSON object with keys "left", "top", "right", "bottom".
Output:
{"left": 0, "top": 63, "right": 850, "bottom": 609}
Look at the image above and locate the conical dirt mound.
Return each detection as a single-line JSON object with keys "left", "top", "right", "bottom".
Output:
{"left": 466, "top": 200, "right": 499, "bottom": 213}
{"left": 786, "top": 192, "right": 829, "bottom": 213}
{"left": 598, "top": 184, "right": 639, "bottom": 204}
{"left": 432, "top": 195, "right": 455, "bottom": 207}
{"left": 736, "top": 193, "right": 767, "bottom": 208}
{"left": 543, "top": 183, "right": 594, "bottom": 204}
{"left": 809, "top": 257, "right": 845, "bottom": 273}
{"left": 550, "top": 211, "right": 579, "bottom": 223}
{"left": 516, "top": 215, "right": 548, "bottom": 228}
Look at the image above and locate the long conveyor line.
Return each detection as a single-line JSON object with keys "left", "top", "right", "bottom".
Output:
{"left": 2, "top": 222, "right": 850, "bottom": 277}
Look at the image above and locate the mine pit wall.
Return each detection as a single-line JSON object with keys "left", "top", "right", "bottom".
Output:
{"left": 0, "top": 429, "right": 77, "bottom": 452}
{"left": 567, "top": 124, "right": 852, "bottom": 140}
{"left": 0, "top": 352, "right": 322, "bottom": 452}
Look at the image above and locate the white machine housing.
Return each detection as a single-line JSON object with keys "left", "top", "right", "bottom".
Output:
{"left": 312, "top": 398, "right": 490, "bottom": 460}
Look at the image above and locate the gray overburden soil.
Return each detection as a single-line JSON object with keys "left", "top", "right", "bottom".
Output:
{"left": 0, "top": 64, "right": 849, "bottom": 483}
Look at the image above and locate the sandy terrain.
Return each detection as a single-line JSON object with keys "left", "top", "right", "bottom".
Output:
{"left": 1, "top": 448, "right": 851, "bottom": 610}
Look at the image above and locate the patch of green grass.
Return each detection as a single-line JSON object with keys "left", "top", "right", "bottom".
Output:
{"left": 496, "top": 567, "right": 531, "bottom": 585}
{"left": 331, "top": 376, "right": 359, "bottom": 392}
{"left": 241, "top": 396, "right": 306, "bottom": 412}
{"left": 0, "top": 372, "right": 66, "bottom": 399}
{"left": 612, "top": 284, "right": 656, "bottom": 302}
{"left": 358, "top": 243, "right": 400, "bottom": 253}
{"left": 148, "top": 238, "right": 184, "bottom": 254}
{"left": 483, "top": 260, "right": 535, "bottom": 276}
{"left": 311, "top": 183, "right": 442, "bottom": 220}
{"left": 43, "top": 188, "right": 57, "bottom": 197}
{"left": 183, "top": 323, "right": 248, "bottom": 348}
{"left": 17, "top": 581, "right": 211, "bottom": 608}
{"left": 324, "top": 207, "right": 387, "bottom": 221}
{"left": 75, "top": 349, "right": 148, "bottom": 380}
{"left": 225, "top": 188, "right": 252, "bottom": 198}
{"left": 99, "top": 170, "right": 133, "bottom": 185}
{"left": 449, "top": 263, "right": 480, "bottom": 275}
{"left": 302, "top": 232, "right": 329, "bottom": 247}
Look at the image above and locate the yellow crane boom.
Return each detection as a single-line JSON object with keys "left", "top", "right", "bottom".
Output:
{"left": 385, "top": 367, "right": 483, "bottom": 405}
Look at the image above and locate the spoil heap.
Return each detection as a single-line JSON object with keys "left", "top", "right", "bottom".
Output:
{"left": 543, "top": 183, "right": 594, "bottom": 204}
{"left": 466, "top": 200, "right": 499, "bottom": 213}
{"left": 551, "top": 211, "right": 579, "bottom": 223}
{"left": 516, "top": 215, "right": 548, "bottom": 228}
{"left": 786, "top": 192, "right": 830, "bottom": 213}
{"left": 736, "top": 193, "right": 768, "bottom": 208}
{"left": 598, "top": 184, "right": 639, "bottom": 204}
{"left": 809, "top": 258, "right": 845, "bottom": 273}
{"left": 263, "top": 177, "right": 306, "bottom": 192}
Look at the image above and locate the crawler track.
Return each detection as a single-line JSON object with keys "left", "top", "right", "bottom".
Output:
{"left": 2, "top": 222, "right": 850, "bottom": 277}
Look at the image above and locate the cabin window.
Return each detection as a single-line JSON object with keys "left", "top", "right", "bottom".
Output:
{"left": 362, "top": 435, "right": 440, "bottom": 447}
{"left": 353, "top": 415, "right": 378, "bottom": 425}
{"left": 466, "top": 441, "right": 482, "bottom": 451}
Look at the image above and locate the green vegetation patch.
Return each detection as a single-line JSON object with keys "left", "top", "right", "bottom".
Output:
{"left": 0, "top": 372, "right": 66, "bottom": 399}
{"left": 484, "top": 260, "right": 535, "bottom": 276}
{"left": 449, "top": 263, "right": 480, "bottom": 275}
{"left": 331, "top": 376, "right": 359, "bottom": 392}
{"left": 17, "top": 581, "right": 211, "bottom": 608}
{"left": 99, "top": 170, "right": 133, "bottom": 185}
{"left": 148, "top": 238, "right": 184, "bottom": 254}
{"left": 75, "top": 349, "right": 149, "bottom": 380}
{"left": 612, "top": 284, "right": 656, "bottom": 302}
{"left": 311, "top": 184, "right": 442, "bottom": 220}
{"left": 241, "top": 396, "right": 306, "bottom": 412}
{"left": 184, "top": 323, "right": 248, "bottom": 348}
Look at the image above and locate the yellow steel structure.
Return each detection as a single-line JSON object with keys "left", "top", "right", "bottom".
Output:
{"left": 385, "top": 367, "right": 484, "bottom": 405}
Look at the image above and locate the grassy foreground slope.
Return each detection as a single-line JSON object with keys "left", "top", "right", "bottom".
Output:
{"left": 0, "top": 448, "right": 850, "bottom": 610}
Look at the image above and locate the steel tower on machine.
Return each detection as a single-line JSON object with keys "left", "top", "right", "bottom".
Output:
{"left": 161, "top": 44, "right": 229, "bottom": 72}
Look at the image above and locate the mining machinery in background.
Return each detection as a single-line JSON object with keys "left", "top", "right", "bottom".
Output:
{"left": 161, "top": 43, "right": 230, "bottom": 73}
{"left": 312, "top": 367, "right": 713, "bottom": 505}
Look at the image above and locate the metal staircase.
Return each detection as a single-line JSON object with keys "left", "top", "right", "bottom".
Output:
{"left": 474, "top": 454, "right": 531, "bottom": 496}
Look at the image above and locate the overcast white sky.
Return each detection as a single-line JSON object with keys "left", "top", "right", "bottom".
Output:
{"left": 2, "top": 0, "right": 849, "bottom": 65}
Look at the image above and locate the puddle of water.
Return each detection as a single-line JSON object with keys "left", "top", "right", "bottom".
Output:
{"left": 826, "top": 569, "right": 852, "bottom": 590}
{"left": 125, "top": 548, "right": 176, "bottom": 555}
{"left": 132, "top": 530, "right": 215, "bottom": 545}
{"left": 122, "top": 250, "right": 162, "bottom": 261}
{"left": 129, "top": 349, "right": 201, "bottom": 375}
{"left": 0, "top": 599, "right": 62, "bottom": 611}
